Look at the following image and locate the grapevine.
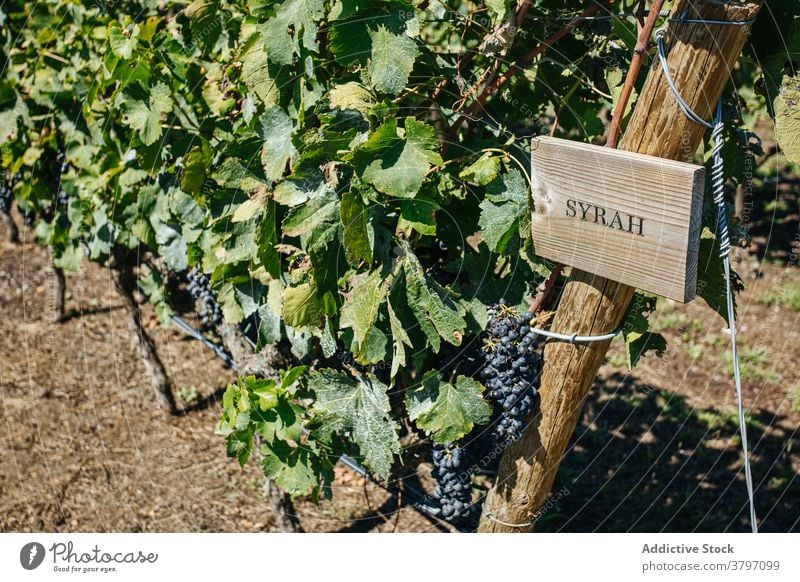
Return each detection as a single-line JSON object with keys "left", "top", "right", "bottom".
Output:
{"left": 0, "top": 0, "right": 792, "bottom": 531}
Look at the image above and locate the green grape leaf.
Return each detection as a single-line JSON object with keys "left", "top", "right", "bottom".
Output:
{"left": 340, "top": 270, "right": 386, "bottom": 349}
{"left": 479, "top": 168, "right": 529, "bottom": 254}
{"left": 257, "top": 280, "right": 283, "bottom": 347}
{"left": 234, "top": 280, "right": 265, "bottom": 319}
{"left": 181, "top": 144, "right": 213, "bottom": 194}
{"left": 459, "top": 153, "right": 501, "bottom": 186}
{"left": 747, "top": 3, "right": 800, "bottom": 111}
{"left": 53, "top": 245, "right": 82, "bottom": 272}
{"left": 281, "top": 188, "right": 339, "bottom": 236}
{"left": 261, "top": 440, "right": 327, "bottom": 497}
{"left": 108, "top": 22, "right": 139, "bottom": 60}
{"left": 0, "top": 95, "right": 26, "bottom": 145}
{"left": 406, "top": 372, "right": 492, "bottom": 444}
{"left": 232, "top": 192, "right": 267, "bottom": 223}
{"left": 355, "top": 117, "right": 442, "bottom": 198}
{"left": 240, "top": 34, "right": 281, "bottom": 106}
{"left": 309, "top": 369, "right": 400, "bottom": 479}
{"left": 137, "top": 269, "right": 174, "bottom": 324}
{"left": 152, "top": 221, "right": 188, "bottom": 272}
{"left": 184, "top": 0, "right": 222, "bottom": 52}
{"left": 397, "top": 196, "right": 436, "bottom": 236}
{"left": 212, "top": 158, "right": 268, "bottom": 192}
{"left": 328, "top": 81, "right": 375, "bottom": 116}
{"left": 216, "top": 282, "right": 245, "bottom": 325}
{"left": 697, "top": 227, "right": 744, "bottom": 323}
{"left": 402, "top": 246, "right": 466, "bottom": 351}
{"left": 622, "top": 292, "right": 666, "bottom": 369}
{"left": 625, "top": 331, "right": 667, "bottom": 370}
{"left": 368, "top": 25, "right": 418, "bottom": 95}
{"left": 487, "top": 0, "right": 508, "bottom": 21}
{"left": 116, "top": 82, "right": 172, "bottom": 146}
{"left": 354, "top": 322, "right": 389, "bottom": 365}
{"left": 282, "top": 282, "right": 322, "bottom": 327}
{"left": 340, "top": 190, "right": 374, "bottom": 265}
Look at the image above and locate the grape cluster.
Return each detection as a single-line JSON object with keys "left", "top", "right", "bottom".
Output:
{"left": 55, "top": 152, "right": 69, "bottom": 207}
{"left": 480, "top": 306, "right": 541, "bottom": 441}
{"left": 431, "top": 444, "right": 471, "bottom": 520}
{"left": 1, "top": 170, "right": 21, "bottom": 214}
{"left": 186, "top": 267, "right": 222, "bottom": 329}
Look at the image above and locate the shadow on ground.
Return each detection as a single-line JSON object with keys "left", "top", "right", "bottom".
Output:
{"left": 535, "top": 373, "right": 799, "bottom": 532}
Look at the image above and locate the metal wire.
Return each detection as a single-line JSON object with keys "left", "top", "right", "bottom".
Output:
{"left": 655, "top": 29, "right": 758, "bottom": 532}
{"left": 528, "top": 325, "right": 622, "bottom": 344}
{"left": 481, "top": 507, "right": 534, "bottom": 528}
{"left": 655, "top": 29, "right": 714, "bottom": 129}
{"left": 711, "top": 104, "right": 757, "bottom": 533}
{"left": 671, "top": 9, "right": 758, "bottom": 26}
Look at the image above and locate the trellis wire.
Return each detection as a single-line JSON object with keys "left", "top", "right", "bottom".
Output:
{"left": 655, "top": 23, "right": 758, "bottom": 533}
{"left": 528, "top": 326, "right": 621, "bottom": 344}
{"left": 169, "top": 314, "right": 467, "bottom": 532}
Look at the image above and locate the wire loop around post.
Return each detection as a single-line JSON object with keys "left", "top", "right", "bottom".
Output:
{"left": 527, "top": 324, "right": 622, "bottom": 344}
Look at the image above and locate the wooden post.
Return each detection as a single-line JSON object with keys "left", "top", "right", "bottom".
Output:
{"left": 478, "top": 0, "right": 762, "bottom": 533}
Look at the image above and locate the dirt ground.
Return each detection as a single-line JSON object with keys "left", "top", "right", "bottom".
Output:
{"left": 1, "top": 206, "right": 798, "bottom": 532}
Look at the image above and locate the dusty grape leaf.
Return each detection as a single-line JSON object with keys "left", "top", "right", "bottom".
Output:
{"left": 258, "top": 106, "right": 297, "bottom": 182}
{"left": 340, "top": 270, "right": 386, "bottom": 348}
{"left": 387, "top": 301, "right": 412, "bottom": 377}
{"left": 309, "top": 369, "right": 400, "bottom": 479}
{"left": 368, "top": 25, "right": 417, "bottom": 95}
{"left": 775, "top": 75, "right": 800, "bottom": 164}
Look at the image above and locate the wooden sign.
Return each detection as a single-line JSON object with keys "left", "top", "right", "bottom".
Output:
{"left": 530, "top": 136, "right": 704, "bottom": 302}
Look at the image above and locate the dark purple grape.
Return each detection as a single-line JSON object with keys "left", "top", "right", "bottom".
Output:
{"left": 186, "top": 267, "right": 223, "bottom": 329}
{"left": 480, "top": 306, "right": 542, "bottom": 442}
{"left": 432, "top": 444, "right": 471, "bottom": 520}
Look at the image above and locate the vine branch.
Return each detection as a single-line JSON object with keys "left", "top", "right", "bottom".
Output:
{"left": 528, "top": 263, "right": 564, "bottom": 314}
{"left": 606, "top": 0, "right": 666, "bottom": 148}
{"left": 447, "top": 3, "right": 606, "bottom": 142}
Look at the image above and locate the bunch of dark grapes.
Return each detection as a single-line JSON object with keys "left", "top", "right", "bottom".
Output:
{"left": 57, "top": 189, "right": 69, "bottom": 207}
{"left": 186, "top": 267, "right": 222, "bottom": 330}
{"left": 1, "top": 170, "right": 21, "bottom": 214}
{"left": 23, "top": 209, "right": 36, "bottom": 226}
{"left": 431, "top": 444, "right": 471, "bottom": 520}
{"left": 55, "top": 152, "right": 70, "bottom": 207}
{"left": 480, "top": 306, "right": 541, "bottom": 441}
{"left": 56, "top": 151, "right": 69, "bottom": 175}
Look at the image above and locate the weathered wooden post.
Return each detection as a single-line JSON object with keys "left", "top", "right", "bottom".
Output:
{"left": 479, "top": 0, "right": 762, "bottom": 533}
